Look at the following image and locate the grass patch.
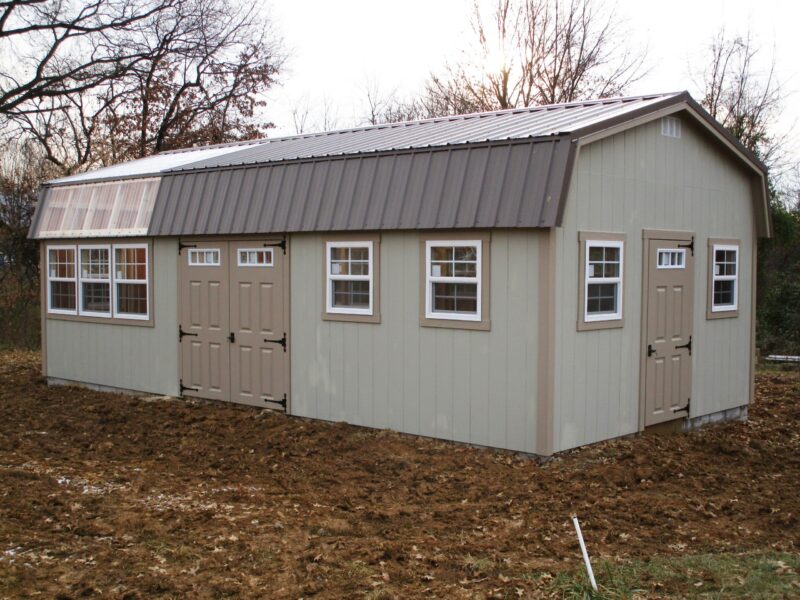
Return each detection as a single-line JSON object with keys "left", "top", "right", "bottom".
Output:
{"left": 544, "top": 551, "right": 800, "bottom": 599}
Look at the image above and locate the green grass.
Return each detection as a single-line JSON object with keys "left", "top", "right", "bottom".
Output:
{"left": 542, "top": 552, "right": 800, "bottom": 599}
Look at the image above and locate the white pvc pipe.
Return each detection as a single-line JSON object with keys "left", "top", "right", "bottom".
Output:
{"left": 572, "top": 515, "right": 598, "bottom": 592}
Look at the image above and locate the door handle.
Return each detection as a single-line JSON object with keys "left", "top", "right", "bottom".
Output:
{"left": 647, "top": 344, "right": 656, "bottom": 357}
{"left": 228, "top": 332, "right": 235, "bottom": 343}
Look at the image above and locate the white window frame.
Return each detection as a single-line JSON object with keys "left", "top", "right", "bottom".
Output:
{"left": 237, "top": 247, "right": 274, "bottom": 267}
{"left": 113, "top": 243, "right": 149, "bottom": 320}
{"left": 46, "top": 244, "right": 77, "bottom": 315}
{"left": 584, "top": 240, "right": 624, "bottom": 323}
{"left": 78, "top": 244, "right": 112, "bottom": 318}
{"left": 711, "top": 243, "right": 739, "bottom": 312}
{"left": 657, "top": 248, "right": 686, "bottom": 269}
{"left": 325, "top": 240, "right": 373, "bottom": 316}
{"left": 425, "top": 239, "right": 482, "bottom": 322}
{"left": 188, "top": 248, "right": 221, "bottom": 266}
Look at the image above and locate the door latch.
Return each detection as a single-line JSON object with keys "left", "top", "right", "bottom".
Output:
{"left": 228, "top": 332, "right": 235, "bottom": 343}
{"left": 647, "top": 344, "right": 656, "bottom": 357}
{"left": 675, "top": 335, "right": 692, "bottom": 355}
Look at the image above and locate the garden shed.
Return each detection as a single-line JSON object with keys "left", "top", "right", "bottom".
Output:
{"left": 29, "top": 91, "right": 771, "bottom": 455}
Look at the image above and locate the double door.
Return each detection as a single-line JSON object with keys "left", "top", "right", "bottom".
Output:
{"left": 179, "top": 239, "right": 288, "bottom": 409}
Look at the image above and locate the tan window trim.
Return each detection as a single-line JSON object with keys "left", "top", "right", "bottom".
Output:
{"left": 577, "top": 231, "right": 626, "bottom": 331}
{"left": 321, "top": 233, "right": 381, "bottom": 324}
{"left": 707, "top": 237, "right": 740, "bottom": 320}
{"left": 419, "top": 231, "right": 490, "bottom": 331}
{"left": 44, "top": 238, "right": 155, "bottom": 328}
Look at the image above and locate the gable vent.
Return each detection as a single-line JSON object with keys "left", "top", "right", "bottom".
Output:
{"left": 661, "top": 116, "right": 682, "bottom": 138}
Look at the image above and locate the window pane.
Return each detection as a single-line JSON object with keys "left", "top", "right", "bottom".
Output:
{"left": 330, "top": 247, "right": 349, "bottom": 261}
{"left": 188, "top": 249, "right": 219, "bottom": 266}
{"left": 80, "top": 247, "right": 109, "bottom": 279}
{"left": 332, "top": 280, "right": 370, "bottom": 308}
{"left": 431, "top": 261, "right": 452, "bottom": 277}
{"left": 48, "top": 248, "right": 75, "bottom": 279}
{"left": 115, "top": 247, "right": 147, "bottom": 280}
{"left": 330, "top": 245, "right": 369, "bottom": 277}
{"left": 81, "top": 282, "right": 110, "bottom": 313}
{"left": 587, "top": 282, "right": 618, "bottom": 314}
{"left": 715, "top": 249, "right": 737, "bottom": 276}
{"left": 50, "top": 281, "right": 76, "bottom": 310}
{"left": 431, "top": 247, "right": 453, "bottom": 261}
{"left": 432, "top": 282, "right": 477, "bottom": 314}
{"left": 713, "top": 280, "right": 735, "bottom": 306}
{"left": 453, "top": 261, "right": 477, "bottom": 277}
{"left": 453, "top": 246, "right": 476, "bottom": 261}
{"left": 350, "top": 247, "right": 369, "bottom": 261}
{"left": 588, "top": 244, "right": 620, "bottom": 278}
{"left": 350, "top": 261, "right": 369, "bottom": 276}
{"left": 117, "top": 283, "right": 148, "bottom": 315}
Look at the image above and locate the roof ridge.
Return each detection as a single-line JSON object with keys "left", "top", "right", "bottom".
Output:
{"left": 162, "top": 91, "right": 686, "bottom": 155}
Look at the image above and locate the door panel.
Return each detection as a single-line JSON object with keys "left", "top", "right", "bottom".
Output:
{"left": 229, "top": 241, "right": 288, "bottom": 408}
{"left": 179, "top": 243, "right": 230, "bottom": 401}
{"left": 180, "top": 240, "right": 289, "bottom": 409}
{"left": 643, "top": 238, "right": 694, "bottom": 426}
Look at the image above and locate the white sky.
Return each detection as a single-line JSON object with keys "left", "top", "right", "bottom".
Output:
{"left": 262, "top": 0, "right": 800, "bottom": 157}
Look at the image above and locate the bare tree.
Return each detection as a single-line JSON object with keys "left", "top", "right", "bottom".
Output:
{"left": 698, "top": 29, "right": 789, "bottom": 175}
{"left": 2, "top": 0, "right": 284, "bottom": 170}
{"left": 423, "top": 0, "right": 646, "bottom": 115}
{"left": 0, "top": 0, "right": 180, "bottom": 116}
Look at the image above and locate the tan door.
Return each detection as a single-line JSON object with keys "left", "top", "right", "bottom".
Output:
{"left": 179, "top": 244, "right": 230, "bottom": 401}
{"left": 229, "top": 242, "right": 289, "bottom": 408}
{"left": 643, "top": 238, "right": 694, "bottom": 426}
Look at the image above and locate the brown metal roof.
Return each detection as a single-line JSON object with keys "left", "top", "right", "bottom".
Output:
{"left": 152, "top": 138, "right": 572, "bottom": 235}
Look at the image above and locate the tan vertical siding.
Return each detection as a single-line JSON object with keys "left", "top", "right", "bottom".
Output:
{"left": 45, "top": 238, "right": 180, "bottom": 395}
{"left": 290, "top": 230, "right": 541, "bottom": 453}
{"left": 553, "top": 118, "right": 754, "bottom": 451}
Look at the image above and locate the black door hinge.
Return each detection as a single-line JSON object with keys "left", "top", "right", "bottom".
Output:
{"left": 264, "top": 332, "right": 287, "bottom": 352}
{"left": 675, "top": 335, "right": 692, "bottom": 355}
{"left": 179, "top": 325, "right": 198, "bottom": 340}
{"left": 178, "top": 241, "right": 197, "bottom": 254}
{"left": 180, "top": 378, "right": 199, "bottom": 395}
{"left": 677, "top": 236, "right": 694, "bottom": 256}
{"left": 228, "top": 332, "right": 235, "bottom": 343}
{"left": 672, "top": 397, "right": 690, "bottom": 415}
{"left": 263, "top": 237, "right": 287, "bottom": 254}
{"left": 263, "top": 393, "right": 287, "bottom": 409}
{"left": 647, "top": 344, "right": 656, "bottom": 357}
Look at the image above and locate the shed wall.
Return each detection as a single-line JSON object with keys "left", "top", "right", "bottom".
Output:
{"left": 45, "top": 238, "right": 180, "bottom": 396}
{"left": 289, "top": 230, "right": 541, "bottom": 453}
{"left": 553, "top": 118, "right": 754, "bottom": 451}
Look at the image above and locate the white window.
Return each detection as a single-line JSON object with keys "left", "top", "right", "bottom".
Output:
{"left": 114, "top": 245, "right": 149, "bottom": 319}
{"left": 47, "top": 245, "right": 77, "bottom": 315}
{"left": 326, "top": 241, "right": 373, "bottom": 315}
{"left": 584, "top": 240, "right": 623, "bottom": 322}
{"left": 657, "top": 249, "right": 686, "bottom": 269}
{"left": 46, "top": 243, "right": 150, "bottom": 321}
{"left": 711, "top": 244, "right": 739, "bottom": 312}
{"left": 238, "top": 248, "right": 273, "bottom": 267}
{"left": 78, "top": 245, "right": 111, "bottom": 317}
{"left": 425, "top": 240, "right": 481, "bottom": 321}
{"left": 188, "top": 248, "right": 220, "bottom": 266}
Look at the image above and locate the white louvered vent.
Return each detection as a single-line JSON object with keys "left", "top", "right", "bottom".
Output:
{"left": 661, "top": 116, "right": 682, "bottom": 138}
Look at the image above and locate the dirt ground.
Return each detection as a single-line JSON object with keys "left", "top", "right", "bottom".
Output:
{"left": 0, "top": 351, "right": 798, "bottom": 599}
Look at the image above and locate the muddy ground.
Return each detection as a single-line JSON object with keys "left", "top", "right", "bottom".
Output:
{"left": 0, "top": 351, "right": 798, "bottom": 599}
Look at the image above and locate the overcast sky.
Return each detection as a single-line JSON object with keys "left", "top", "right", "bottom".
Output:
{"left": 262, "top": 0, "right": 799, "bottom": 156}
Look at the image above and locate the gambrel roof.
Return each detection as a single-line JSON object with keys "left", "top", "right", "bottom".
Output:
{"left": 30, "top": 91, "right": 771, "bottom": 239}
